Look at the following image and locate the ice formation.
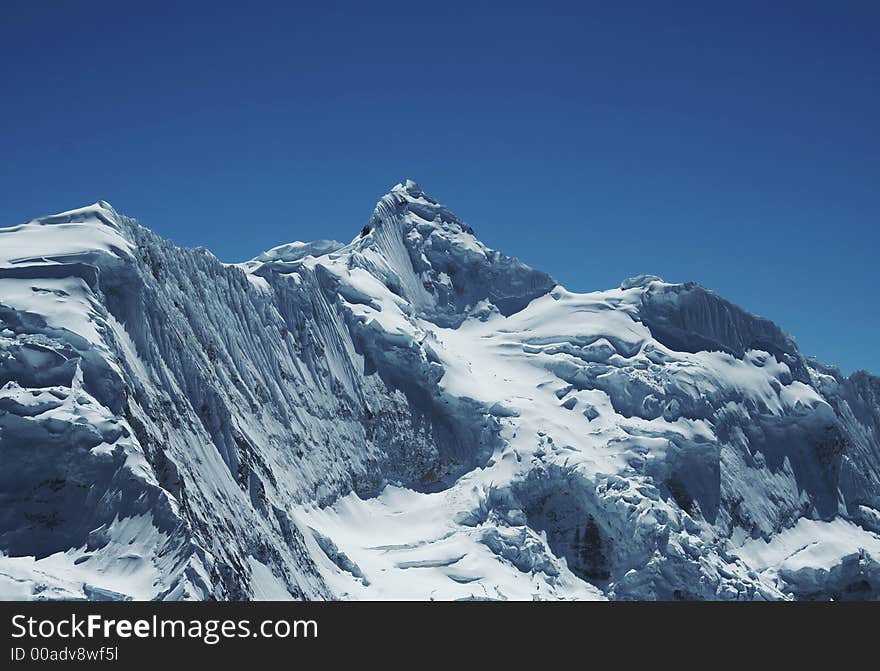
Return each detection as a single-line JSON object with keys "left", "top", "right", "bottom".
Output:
{"left": 1, "top": 181, "right": 879, "bottom": 600}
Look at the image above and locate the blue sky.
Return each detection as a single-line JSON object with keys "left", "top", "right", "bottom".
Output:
{"left": 2, "top": 1, "right": 878, "bottom": 374}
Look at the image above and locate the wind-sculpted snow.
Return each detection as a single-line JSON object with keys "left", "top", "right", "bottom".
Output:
{"left": 1, "top": 183, "right": 879, "bottom": 600}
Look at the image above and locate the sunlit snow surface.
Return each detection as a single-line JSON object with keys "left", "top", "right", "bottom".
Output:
{"left": 2, "top": 183, "right": 880, "bottom": 600}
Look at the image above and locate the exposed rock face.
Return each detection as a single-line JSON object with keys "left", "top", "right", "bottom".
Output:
{"left": 1, "top": 182, "right": 878, "bottom": 601}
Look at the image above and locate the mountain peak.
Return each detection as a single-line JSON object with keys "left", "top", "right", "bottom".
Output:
{"left": 364, "top": 179, "right": 470, "bottom": 240}
{"left": 392, "top": 178, "right": 429, "bottom": 200}
{"left": 342, "top": 181, "right": 556, "bottom": 325}
{"left": 31, "top": 200, "right": 121, "bottom": 230}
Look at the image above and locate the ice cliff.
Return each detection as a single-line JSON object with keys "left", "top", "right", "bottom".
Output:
{"left": 1, "top": 181, "right": 879, "bottom": 600}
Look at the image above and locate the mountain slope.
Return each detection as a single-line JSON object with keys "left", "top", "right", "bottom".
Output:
{"left": 1, "top": 182, "right": 879, "bottom": 600}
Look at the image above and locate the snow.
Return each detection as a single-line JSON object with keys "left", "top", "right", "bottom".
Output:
{"left": 249, "top": 239, "right": 344, "bottom": 265}
{"left": 298, "top": 486, "right": 603, "bottom": 600}
{"left": 247, "top": 558, "right": 295, "bottom": 601}
{"left": 732, "top": 518, "right": 880, "bottom": 599}
{"left": 734, "top": 518, "right": 880, "bottom": 571}
{"left": 0, "top": 515, "right": 176, "bottom": 601}
{"left": 0, "top": 202, "right": 132, "bottom": 267}
{"left": 0, "top": 277, "right": 106, "bottom": 347}
{"left": 1, "top": 182, "right": 879, "bottom": 600}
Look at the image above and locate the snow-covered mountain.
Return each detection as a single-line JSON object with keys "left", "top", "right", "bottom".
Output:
{"left": 2, "top": 181, "right": 879, "bottom": 601}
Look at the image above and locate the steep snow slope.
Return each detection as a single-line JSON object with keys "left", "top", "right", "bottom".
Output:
{"left": 1, "top": 181, "right": 879, "bottom": 600}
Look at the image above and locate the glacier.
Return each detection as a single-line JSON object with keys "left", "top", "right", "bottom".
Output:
{"left": 1, "top": 180, "right": 879, "bottom": 601}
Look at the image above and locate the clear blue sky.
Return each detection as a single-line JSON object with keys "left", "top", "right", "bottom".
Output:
{"left": 2, "top": 1, "right": 878, "bottom": 374}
